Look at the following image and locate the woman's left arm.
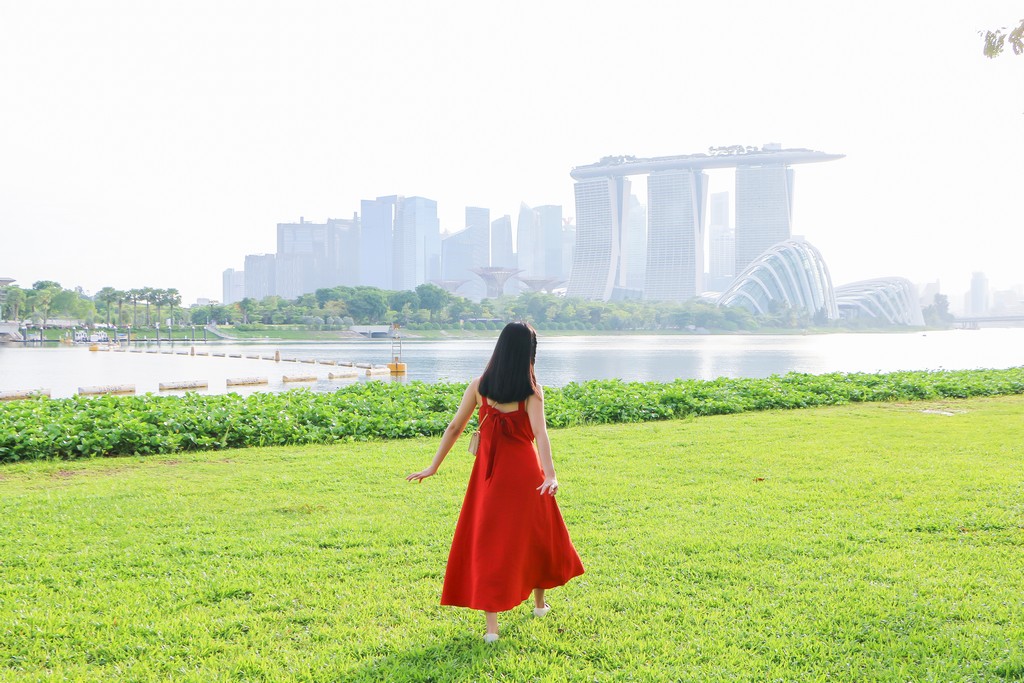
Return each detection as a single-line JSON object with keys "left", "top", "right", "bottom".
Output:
{"left": 406, "top": 378, "right": 480, "bottom": 482}
{"left": 527, "top": 388, "right": 559, "bottom": 496}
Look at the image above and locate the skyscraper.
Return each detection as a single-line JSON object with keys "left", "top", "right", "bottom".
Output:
{"left": 567, "top": 176, "right": 631, "bottom": 300}
{"left": 644, "top": 169, "right": 707, "bottom": 301}
{"left": 537, "top": 205, "right": 563, "bottom": 280}
{"left": 567, "top": 146, "right": 841, "bottom": 301}
{"left": 464, "top": 206, "right": 491, "bottom": 271}
{"left": 360, "top": 196, "right": 398, "bottom": 290}
{"left": 442, "top": 207, "right": 491, "bottom": 299}
{"left": 734, "top": 163, "right": 794, "bottom": 273}
{"left": 243, "top": 254, "right": 276, "bottom": 300}
{"left": 708, "top": 191, "right": 735, "bottom": 290}
{"left": 275, "top": 218, "right": 325, "bottom": 299}
{"left": 622, "top": 194, "right": 647, "bottom": 293}
{"left": 491, "top": 215, "right": 515, "bottom": 269}
{"left": 222, "top": 268, "right": 245, "bottom": 305}
{"left": 393, "top": 196, "right": 440, "bottom": 290}
{"left": 516, "top": 203, "right": 542, "bottom": 278}
{"left": 325, "top": 215, "right": 360, "bottom": 287}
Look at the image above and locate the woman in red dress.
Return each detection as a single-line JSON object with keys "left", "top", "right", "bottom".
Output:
{"left": 407, "top": 322, "right": 584, "bottom": 642}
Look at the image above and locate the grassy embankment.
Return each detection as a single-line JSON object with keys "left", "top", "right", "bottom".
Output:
{"left": 1, "top": 396, "right": 1022, "bottom": 681}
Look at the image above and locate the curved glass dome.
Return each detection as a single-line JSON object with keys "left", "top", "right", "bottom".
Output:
{"left": 718, "top": 239, "right": 838, "bottom": 319}
{"left": 834, "top": 278, "right": 925, "bottom": 326}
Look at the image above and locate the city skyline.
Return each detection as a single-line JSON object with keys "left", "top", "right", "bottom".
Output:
{"left": 2, "top": 2, "right": 1021, "bottom": 310}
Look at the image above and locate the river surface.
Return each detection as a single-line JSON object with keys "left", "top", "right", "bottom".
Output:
{"left": 1, "top": 329, "right": 1023, "bottom": 399}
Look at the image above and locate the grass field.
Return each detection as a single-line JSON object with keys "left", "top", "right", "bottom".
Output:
{"left": 1, "top": 396, "right": 1022, "bottom": 682}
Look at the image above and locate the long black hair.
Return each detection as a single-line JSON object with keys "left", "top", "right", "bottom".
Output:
{"left": 477, "top": 322, "right": 538, "bottom": 403}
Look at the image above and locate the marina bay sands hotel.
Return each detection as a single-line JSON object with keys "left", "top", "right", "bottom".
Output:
{"left": 566, "top": 144, "right": 843, "bottom": 301}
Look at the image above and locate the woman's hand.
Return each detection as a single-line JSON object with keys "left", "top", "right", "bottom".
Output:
{"left": 406, "top": 466, "right": 437, "bottom": 483}
{"left": 537, "top": 477, "right": 559, "bottom": 496}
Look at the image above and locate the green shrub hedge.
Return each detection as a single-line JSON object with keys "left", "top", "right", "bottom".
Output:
{"left": 1, "top": 367, "right": 1022, "bottom": 462}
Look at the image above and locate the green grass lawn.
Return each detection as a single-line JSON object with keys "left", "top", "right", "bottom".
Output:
{"left": 1, "top": 397, "right": 1022, "bottom": 682}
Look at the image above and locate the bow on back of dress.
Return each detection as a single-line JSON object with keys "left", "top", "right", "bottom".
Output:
{"left": 481, "top": 403, "right": 519, "bottom": 481}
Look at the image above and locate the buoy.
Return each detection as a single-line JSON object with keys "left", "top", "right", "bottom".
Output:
{"left": 226, "top": 377, "right": 268, "bottom": 386}
{"left": 328, "top": 369, "right": 359, "bottom": 380}
{"left": 88, "top": 344, "right": 99, "bottom": 352}
{"left": 78, "top": 384, "right": 136, "bottom": 396}
{"left": 0, "top": 389, "right": 51, "bottom": 401}
{"left": 159, "top": 380, "right": 209, "bottom": 391}
{"left": 387, "top": 355, "right": 407, "bottom": 375}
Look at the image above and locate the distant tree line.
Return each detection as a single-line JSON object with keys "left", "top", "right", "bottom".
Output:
{"left": 1, "top": 280, "right": 941, "bottom": 333}
{"left": 0, "top": 282, "right": 182, "bottom": 329}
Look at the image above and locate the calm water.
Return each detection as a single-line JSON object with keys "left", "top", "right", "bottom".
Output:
{"left": 1, "top": 329, "right": 1023, "bottom": 399}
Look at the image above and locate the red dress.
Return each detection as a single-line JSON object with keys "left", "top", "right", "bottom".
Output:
{"left": 441, "top": 398, "right": 585, "bottom": 613}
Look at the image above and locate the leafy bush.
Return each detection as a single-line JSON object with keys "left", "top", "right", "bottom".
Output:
{"left": 1, "top": 368, "right": 1022, "bottom": 462}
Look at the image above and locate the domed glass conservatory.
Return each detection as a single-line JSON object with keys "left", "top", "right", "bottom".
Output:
{"left": 717, "top": 239, "right": 839, "bottom": 320}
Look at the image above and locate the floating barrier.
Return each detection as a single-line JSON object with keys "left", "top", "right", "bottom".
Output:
{"left": 328, "top": 369, "right": 359, "bottom": 379}
{"left": 79, "top": 384, "right": 135, "bottom": 396}
{"left": 212, "top": 352, "right": 226, "bottom": 357}
{"left": 226, "top": 377, "right": 268, "bottom": 387}
{"left": 319, "top": 360, "right": 336, "bottom": 366}
{"left": 300, "top": 359, "right": 316, "bottom": 364}
{"left": 195, "top": 351, "right": 209, "bottom": 356}
{"left": 228, "top": 353, "right": 242, "bottom": 358}
{"left": 365, "top": 366, "right": 391, "bottom": 376}
{"left": 0, "top": 389, "right": 51, "bottom": 401}
{"left": 282, "top": 374, "right": 317, "bottom": 383}
{"left": 159, "top": 380, "right": 209, "bottom": 391}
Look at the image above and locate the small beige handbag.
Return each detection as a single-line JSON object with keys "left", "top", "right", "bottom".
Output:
{"left": 467, "top": 412, "right": 489, "bottom": 456}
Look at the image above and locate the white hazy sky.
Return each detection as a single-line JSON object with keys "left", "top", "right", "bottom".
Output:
{"left": 1, "top": 1, "right": 1022, "bottom": 310}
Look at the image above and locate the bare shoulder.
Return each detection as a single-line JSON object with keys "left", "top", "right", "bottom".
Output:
{"left": 526, "top": 386, "right": 545, "bottom": 409}
{"left": 468, "top": 377, "right": 482, "bottom": 404}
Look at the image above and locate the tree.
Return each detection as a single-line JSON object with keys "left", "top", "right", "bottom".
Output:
{"left": 982, "top": 19, "right": 1024, "bottom": 57}
{"left": 165, "top": 289, "right": 181, "bottom": 326}
{"left": 128, "top": 289, "right": 142, "bottom": 326}
{"left": 95, "top": 287, "right": 118, "bottom": 325}
{"left": 32, "top": 280, "right": 62, "bottom": 291}
{"left": 150, "top": 289, "right": 166, "bottom": 327}
{"left": 237, "top": 298, "right": 257, "bottom": 324}
{"left": 415, "top": 283, "right": 449, "bottom": 319}
{"left": 922, "top": 293, "right": 954, "bottom": 327}
{"left": 3, "top": 287, "right": 25, "bottom": 321}
{"left": 347, "top": 289, "right": 388, "bottom": 323}
{"left": 30, "top": 288, "right": 55, "bottom": 329}
{"left": 114, "top": 290, "right": 128, "bottom": 326}
{"left": 141, "top": 287, "right": 156, "bottom": 326}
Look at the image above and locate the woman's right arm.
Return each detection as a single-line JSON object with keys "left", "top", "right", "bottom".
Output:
{"left": 406, "top": 378, "right": 480, "bottom": 482}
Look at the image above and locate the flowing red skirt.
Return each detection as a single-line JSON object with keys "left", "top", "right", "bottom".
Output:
{"left": 441, "top": 402, "right": 584, "bottom": 613}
